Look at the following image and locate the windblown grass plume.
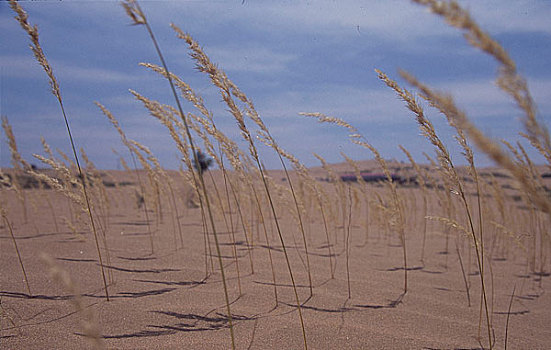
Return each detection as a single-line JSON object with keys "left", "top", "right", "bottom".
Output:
{"left": 173, "top": 24, "right": 308, "bottom": 349}
{"left": 413, "top": 0, "right": 551, "bottom": 166}
{"left": 408, "top": 1, "right": 551, "bottom": 215}
{"left": 377, "top": 68, "right": 492, "bottom": 348}
{"left": 96, "top": 101, "right": 155, "bottom": 254}
{"left": 122, "top": 1, "right": 236, "bottom": 347}
{"left": 9, "top": 0, "right": 109, "bottom": 301}
{"left": 304, "top": 113, "right": 408, "bottom": 296}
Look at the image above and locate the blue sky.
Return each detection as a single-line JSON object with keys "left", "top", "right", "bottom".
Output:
{"left": 1, "top": 1, "right": 550, "bottom": 170}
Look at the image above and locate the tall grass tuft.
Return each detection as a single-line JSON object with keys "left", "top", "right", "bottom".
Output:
{"left": 409, "top": 0, "right": 551, "bottom": 216}
{"left": 172, "top": 26, "right": 308, "bottom": 349}
{"left": 96, "top": 102, "right": 155, "bottom": 254}
{"left": 9, "top": 0, "right": 109, "bottom": 301}
{"left": 303, "top": 112, "right": 408, "bottom": 296}
{"left": 121, "top": 1, "right": 236, "bottom": 347}
{"left": 377, "top": 69, "right": 492, "bottom": 347}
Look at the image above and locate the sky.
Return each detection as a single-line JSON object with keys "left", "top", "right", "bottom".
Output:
{"left": 1, "top": 0, "right": 550, "bottom": 170}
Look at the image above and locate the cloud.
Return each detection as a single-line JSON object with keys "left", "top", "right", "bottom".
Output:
{"left": 458, "top": 0, "right": 551, "bottom": 34}
{"left": 2, "top": 0, "right": 549, "bottom": 170}
{"left": 0, "top": 55, "right": 45, "bottom": 79}
{"left": 205, "top": 46, "right": 297, "bottom": 74}
{"left": 279, "top": 0, "right": 551, "bottom": 37}
{"left": 257, "top": 85, "right": 411, "bottom": 126}
{"left": 54, "top": 63, "right": 140, "bottom": 84}
{"left": 431, "top": 76, "right": 551, "bottom": 119}
{"left": 0, "top": 54, "right": 141, "bottom": 85}
{"left": 145, "top": 1, "right": 551, "bottom": 45}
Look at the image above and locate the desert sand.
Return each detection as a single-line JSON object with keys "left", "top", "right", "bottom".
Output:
{"left": 1, "top": 164, "right": 550, "bottom": 350}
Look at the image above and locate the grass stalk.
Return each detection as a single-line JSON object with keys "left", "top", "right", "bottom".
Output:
{"left": 10, "top": 0, "right": 109, "bottom": 301}
{"left": 306, "top": 175, "right": 335, "bottom": 278}
{"left": 166, "top": 179, "right": 184, "bottom": 248}
{"left": 2, "top": 211, "right": 31, "bottom": 296}
{"left": 392, "top": 69, "right": 492, "bottom": 349}
{"left": 341, "top": 153, "right": 370, "bottom": 248}
{"left": 455, "top": 240, "right": 471, "bottom": 307}
{"left": 399, "top": 145, "right": 429, "bottom": 264}
{"left": 127, "top": 140, "right": 158, "bottom": 254}
{"left": 206, "top": 168, "right": 242, "bottom": 295}
{"left": 304, "top": 113, "right": 408, "bottom": 295}
{"left": 248, "top": 178, "right": 279, "bottom": 305}
{"left": 345, "top": 185, "right": 353, "bottom": 298}
{"left": 173, "top": 26, "right": 307, "bottom": 348}
{"left": 257, "top": 137, "right": 315, "bottom": 297}
{"left": 314, "top": 153, "right": 345, "bottom": 249}
{"left": 504, "top": 285, "right": 516, "bottom": 350}
{"left": 122, "top": 1, "right": 235, "bottom": 346}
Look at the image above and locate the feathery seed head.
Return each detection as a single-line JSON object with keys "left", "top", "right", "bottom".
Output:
{"left": 122, "top": 0, "right": 146, "bottom": 25}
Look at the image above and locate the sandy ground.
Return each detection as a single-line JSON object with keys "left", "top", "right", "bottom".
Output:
{"left": 1, "top": 166, "right": 550, "bottom": 349}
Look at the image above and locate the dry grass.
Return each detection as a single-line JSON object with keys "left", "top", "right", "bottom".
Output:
{"left": 9, "top": 0, "right": 109, "bottom": 301}
{"left": 2, "top": 1, "right": 550, "bottom": 349}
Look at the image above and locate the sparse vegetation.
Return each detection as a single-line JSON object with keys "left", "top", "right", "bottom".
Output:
{"left": 1, "top": 1, "right": 550, "bottom": 349}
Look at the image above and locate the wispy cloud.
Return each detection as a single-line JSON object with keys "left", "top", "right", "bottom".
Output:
{"left": 0, "top": 55, "right": 45, "bottom": 79}
{"left": 432, "top": 76, "right": 551, "bottom": 119}
{"left": 148, "top": 1, "right": 551, "bottom": 43}
{"left": 2, "top": 1, "right": 549, "bottom": 169}
{"left": 54, "top": 63, "right": 141, "bottom": 84}
{"left": 205, "top": 46, "right": 297, "bottom": 74}
{"left": 0, "top": 54, "right": 142, "bottom": 84}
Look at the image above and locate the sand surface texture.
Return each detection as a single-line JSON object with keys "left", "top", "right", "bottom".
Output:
{"left": 1, "top": 165, "right": 550, "bottom": 349}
